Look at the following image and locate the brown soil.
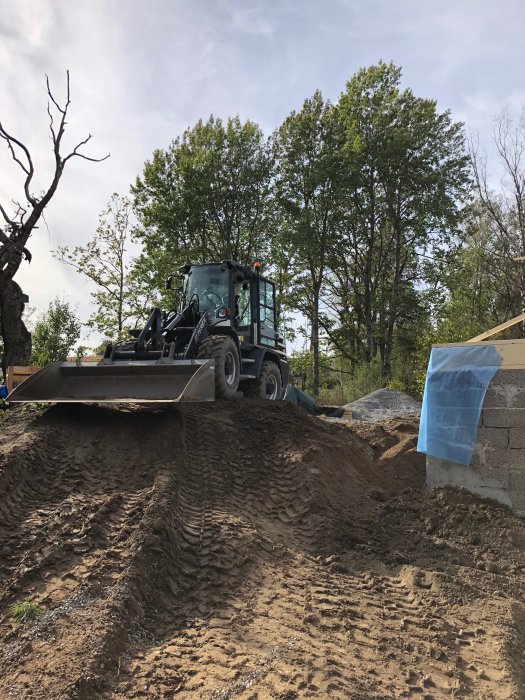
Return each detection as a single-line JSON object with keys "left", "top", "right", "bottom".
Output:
{"left": 1, "top": 401, "right": 525, "bottom": 699}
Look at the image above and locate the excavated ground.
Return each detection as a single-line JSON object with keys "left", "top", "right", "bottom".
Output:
{"left": 1, "top": 401, "right": 525, "bottom": 699}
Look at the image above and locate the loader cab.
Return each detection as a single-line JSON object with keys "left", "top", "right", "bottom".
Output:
{"left": 179, "top": 261, "right": 284, "bottom": 352}
{"left": 180, "top": 263, "right": 230, "bottom": 318}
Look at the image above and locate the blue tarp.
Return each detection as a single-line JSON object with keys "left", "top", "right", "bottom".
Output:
{"left": 417, "top": 345, "right": 502, "bottom": 466}
{"left": 283, "top": 384, "right": 322, "bottom": 415}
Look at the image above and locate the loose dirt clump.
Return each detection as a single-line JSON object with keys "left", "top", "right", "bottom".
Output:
{"left": 1, "top": 401, "right": 525, "bottom": 699}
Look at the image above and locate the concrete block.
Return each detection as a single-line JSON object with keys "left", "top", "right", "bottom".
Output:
{"left": 501, "top": 448, "right": 525, "bottom": 469}
{"left": 425, "top": 368, "right": 525, "bottom": 517}
{"left": 475, "top": 427, "right": 509, "bottom": 448}
{"left": 508, "top": 469, "right": 525, "bottom": 491}
{"left": 508, "top": 482, "right": 525, "bottom": 511}
{"left": 510, "top": 494, "right": 525, "bottom": 512}
{"left": 482, "top": 408, "right": 525, "bottom": 428}
{"left": 426, "top": 456, "right": 511, "bottom": 507}
{"left": 485, "top": 383, "right": 525, "bottom": 409}
{"left": 490, "top": 370, "right": 525, "bottom": 387}
{"left": 476, "top": 466, "right": 510, "bottom": 488}
{"left": 504, "top": 387, "right": 525, "bottom": 408}
{"left": 471, "top": 445, "right": 525, "bottom": 469}
{"left": 483, "top": 387, "right": 508, "bottom": 408}
{"left": 427, "top": 456, "right": 504, "bottom": 489}
{"left": 509, "top": 428, "right": 525, "bottom": 449}
{"left": 470, "top": 443, "right": 495, "bottom": 467}
{"left": 467, "top": 445, "right": 525, "bottom": 470}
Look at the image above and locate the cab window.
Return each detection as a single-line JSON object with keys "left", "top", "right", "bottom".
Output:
{"left": 259, "top": 280, "right": 275, "bottom": 329}
{"left": 235, "top": 282, "right": 251, "bottom": 328}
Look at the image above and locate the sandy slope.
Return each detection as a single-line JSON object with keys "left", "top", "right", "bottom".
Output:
{"left": 1, "top": 402, "right": 525, "bottom": 699}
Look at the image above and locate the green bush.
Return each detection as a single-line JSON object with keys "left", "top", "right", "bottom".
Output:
{"left": 340, "top": 360, "right": 384, "bottom": 404}
{"left": 31, "top": 297, "right": 81, "bottom": 368}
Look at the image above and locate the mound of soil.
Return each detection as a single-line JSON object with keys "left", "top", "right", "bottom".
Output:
{"left": 1, "top": 401, "right": 525, "bottom": 699}
{"left": 347, "top": 388, "right": 421, "bottom": 422}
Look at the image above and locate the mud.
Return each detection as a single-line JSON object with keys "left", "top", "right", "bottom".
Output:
{"left": 1, "top": 402, "right": 525, "bottom": 699}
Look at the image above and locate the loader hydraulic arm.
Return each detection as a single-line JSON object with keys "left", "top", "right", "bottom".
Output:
{"left": 136, "top": 307, "right": 164, "bottom": 351}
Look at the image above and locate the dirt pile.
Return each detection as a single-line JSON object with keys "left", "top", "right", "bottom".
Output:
{"left": 1, "top": 402, "right": 525, "bottom": 699}
{"left": 346, "top": 388, "right": 421, "bottom": 422}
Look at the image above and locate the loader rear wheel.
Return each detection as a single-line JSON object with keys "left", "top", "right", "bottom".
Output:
{"left": 242, "top": 360, "right": 282, "bottom": 400}
{"left": 197, "top": 335, "right": 240, "bottom": 400}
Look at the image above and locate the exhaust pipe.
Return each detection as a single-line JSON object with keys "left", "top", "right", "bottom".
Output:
{"left": 6, "top": 360, "right": 216, "bottom": 403}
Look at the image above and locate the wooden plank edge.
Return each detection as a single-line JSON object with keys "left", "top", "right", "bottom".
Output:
{"left": 466, "top": 312, "right": 525, "bottom": 343}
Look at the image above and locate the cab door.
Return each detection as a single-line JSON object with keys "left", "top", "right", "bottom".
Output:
{"left": 234, "top": 279, "right": 253, "bottom": 343}
{"left": 257, "top": 278, "right": 279, "bottom": 348}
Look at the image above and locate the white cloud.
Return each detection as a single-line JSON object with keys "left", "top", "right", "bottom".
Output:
{"left": 228, "top": 5, "right": 277, "bottom": 35}
{"left": 1, "top": 0, "right": 525, "bottom": 350}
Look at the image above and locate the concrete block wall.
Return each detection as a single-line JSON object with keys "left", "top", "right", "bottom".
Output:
{"left": 427, "top": 369, "right": 525, "bottom": 517}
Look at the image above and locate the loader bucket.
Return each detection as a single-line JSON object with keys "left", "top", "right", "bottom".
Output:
{"left": 6, "top": 360, "right": 216, "bottom": 403}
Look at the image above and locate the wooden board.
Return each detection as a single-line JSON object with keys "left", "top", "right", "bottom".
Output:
{"left": 432, "top": 340, "right": 525, "bottom": 369}
{"left": 466, "top": 313, "right": 525, "bottom": 343}
{"left": 6, "top": 366, "right": 39, "bottom": 393}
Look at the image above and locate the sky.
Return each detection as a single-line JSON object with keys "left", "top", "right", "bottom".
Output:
{"left": 1, "top": 0, "right": 525, "bottom": 348}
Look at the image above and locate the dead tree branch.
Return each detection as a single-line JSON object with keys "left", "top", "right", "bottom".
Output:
{"left": 0, "top": 71, "right": 109, "bottom": 377}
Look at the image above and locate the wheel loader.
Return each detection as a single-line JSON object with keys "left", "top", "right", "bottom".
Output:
{"left": 7, "top": 260, "right": 290, "bottom": 404}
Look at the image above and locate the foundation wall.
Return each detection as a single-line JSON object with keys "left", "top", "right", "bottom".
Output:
{"left": 426, "top": 369, "right": 525, "bottom": 516}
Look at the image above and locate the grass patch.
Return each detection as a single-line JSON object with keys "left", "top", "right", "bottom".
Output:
{"left": 21, "top": 402, "right": 47, "bottom": 413}
{"left": 8, "top": 600, "right": 43, "bottom": 623}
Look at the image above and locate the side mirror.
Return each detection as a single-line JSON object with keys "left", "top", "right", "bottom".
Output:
{"left": 165, "top": 276, "right": 173, "bottom": 290}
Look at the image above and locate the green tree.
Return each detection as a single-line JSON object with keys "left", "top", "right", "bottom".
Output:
{"left": 55, "top": 194, "right": 153, "bottom": 340}
{"left": 131, "top": 115, "right": 273, "bottom": 307}
{"left": 31, "top": 298, "right": 81, "bottom": 367}
{"left": 435, "top": 203, "right": 521, "bottom": 342}
{"left": 273, "top": 91, "right": 344, "bottom": 396}
{"left": 330, "top": 62, "right": 470, "bottom": 378}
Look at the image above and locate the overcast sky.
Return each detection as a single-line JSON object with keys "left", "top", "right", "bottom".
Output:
{"left": 1, "top": 0, "right": 524, "bottom": 347}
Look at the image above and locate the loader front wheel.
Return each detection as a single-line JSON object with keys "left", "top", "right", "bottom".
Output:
{"left": 197, "top": 335, "right": 240, "bottom": 400}
{"left": 242, "top": 360, "right": 282, "bottom": 400}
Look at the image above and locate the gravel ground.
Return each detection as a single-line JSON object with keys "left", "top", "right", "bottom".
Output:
{"left": 346, "top": 388, "right": 421, "bottom": 422}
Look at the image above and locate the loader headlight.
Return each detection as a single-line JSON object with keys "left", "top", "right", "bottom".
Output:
{"left": 217, "top": 306, "right": 231, "bottom": 318}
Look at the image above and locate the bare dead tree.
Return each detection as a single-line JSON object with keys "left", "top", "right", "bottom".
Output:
{"left": 0, "top": 71, "right": 109, "bottom": 379}
{"left": 470, "top": 113, "right": 525, "bottom": 247}
{"left": 469, "top": 110, "right": 525, "bottom": 326}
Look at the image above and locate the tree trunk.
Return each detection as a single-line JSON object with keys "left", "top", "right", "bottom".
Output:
{"left": 0, "top": 274, "right": 32, "bottom": 379}
{"left": 381, "top": 211, "right": 403, "bottom": 381}
{"left": 381, "top": 318, "right": 394, "bottom": 381}
{"left": 364, "top": 180, "right": 376, "bottom": 364}
{"left": 311, "top": 284, "right": 320, "bottom": 398}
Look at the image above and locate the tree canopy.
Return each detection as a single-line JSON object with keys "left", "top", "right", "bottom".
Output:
{"left": 55, "top": 193, "right": 153, "bottom": 340}
{"left": 131, "top": 115, "right": 273, "bottom": 308}
{"left": 121, "top": 61, "right": 474, "bottom": 397}
{"left": 23, "top": 61, "right": 522, "bottom": 402}
{"left": 31, "top": 297, "right": 81, "bottom": 368}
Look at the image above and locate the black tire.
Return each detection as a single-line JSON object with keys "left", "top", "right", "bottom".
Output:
{"left": 242, "top": 360, "right": 282, "bottom": 400}
{"left": 197, "top": 335, "right": 240, "bottom": 400}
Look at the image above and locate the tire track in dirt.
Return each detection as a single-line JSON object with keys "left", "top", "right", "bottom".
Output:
{"left": 2, "top": 403, "right": 525, "bottom": 698}
{"left": 0, "top": 406, "right": 188, "bottom": 699}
